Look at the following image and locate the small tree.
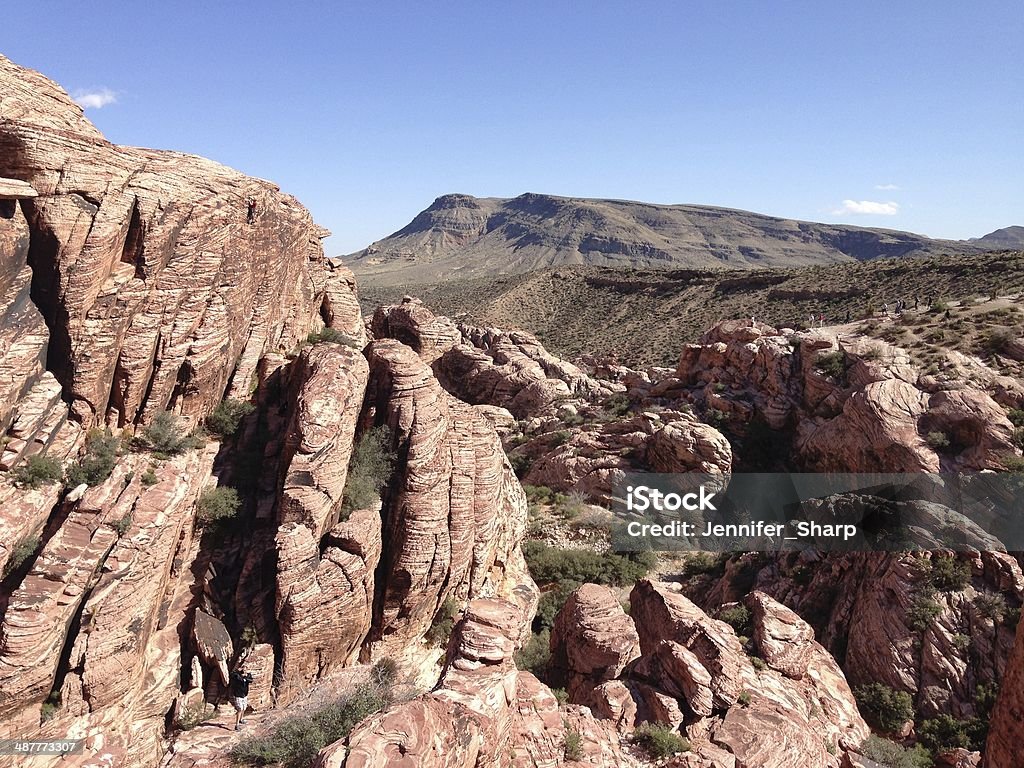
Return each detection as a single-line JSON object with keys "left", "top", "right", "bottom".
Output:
{"left": 66, "top": 429, "right": 122, "bottom": 487}
{"left": 196, "top": 487, "right": 240, "bottom": 526}
{"left": 136, "top": 411, "right": 204, "bottom": 457}
{"left": 341, "top": 425, "right": 396, "bottom": 515}
{"left": 854, "top": 683, "right": 914, "bottom": 733}
{"left": 206, "top": 399, "right": 255, "bottom": 438}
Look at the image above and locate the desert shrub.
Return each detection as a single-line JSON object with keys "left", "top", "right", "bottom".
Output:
{"left": 631, "top": 723, "right": 690, "bottom": 758}
{"left": 718, "top": 605, "right": 753, "bottom": 636}
{"left": 40, "top": 691, "right": 61, "bottom": 723}
{"left": 341, "top": 425, "right": 396, "bottom": 515}
{"left": 551, "top": 687, "right": 569, "bottom": 706}
{"left": 535, "top": 581, "right": 582, "bottom": 630}
{"left": 908, "top": 593, "right": 944, "bottom": 631}
{"left": 111, "top": 512, "right": 133, "bottom": 536}
{"left": 515, "top": 629, "right": 552, "bottom": 677}
{"left": 563, "top": 720, "right": 584, "bottom": 761}
{"left": 603, "top": 392, "right": 631, "bottom": 416}
{"left": 737, "top": 690, "right": 752, "bottom": 707}
{"left": 952, "top": 633, "right": 970, "bottom": 651}
{"left": 523, "top": 484, "right": 555, "bottom": 504}
{"left": 522, "top": 542, "right": 656, "bottom": 588}
{"left": 549, "top": 430, "right": 572, "bottom": 447}
{"left": 930, "top": 300, "right": 949, "bottom": 313}
{"left": 555, "top": 491, "right": 588, "bottom": 520}
{"left": 141, "top": 468, "right": 159, "bottom": 487}
{"left": 65, "top": 429, "right": 121, "bottom": 487}
{"left": 681, "top": 551, "right": 727, "bottom": 578}
{"left": 230, "top": 683, "right": 389, "bottom": 768}
{"left": 206, "top": 399, "right": 256, "bottom": 438}
{"left": 12, "top": 454, "right": 63, "bottom": 489}
{"left": 425, "top": 596, "right": 459, "bottom": 644}
{"left": 982, "top": 327, "right": 1014, "bottom": 354}
{"left": 369, "top": 658, "right": 398, "bottom": 689}
{"left": 3, "top": 535, "right": 40, "bottom": 579}
{"left": 924, "top": 556, "right": 971, "bottom": 591}
{"left": 859, "top": 735, "right": 933, "bottom": 768}
{"left": 974, "top": 592, "right": 1007, "bottom": 621}
{"left": 176, "top": 703, "right": 212, "bottom": 731}
{"left": 1007, "top": 408, "right": 1024, "bottom": 428}
{"left": 918, "top": 714, "right": 978, "bottom": 752}
{"left": 306, "top": 327, "right": 360, "bottom": 348}
{"left": 975, "top": 681, "right": 1000, "bottom": 716}
{"left": 854, "top": 683, "right": 914, "bottom": 733}
{"left": 509, "top": 452, "right": 533, "bottom": 478}
{"left": 1000, "top": 454, "right": 1024, "bottom": 472}
{"left": 704, "top": 408, "right": 729, "bottom": 428}
{"left": 135, "top": 411, "right": 204, "bottom": 456}
{"left": 751, "top": 656, "right": 768, "bottom": 672}
{"left": 925, "top": 431, "right": 950, "bottom": 450}
{"left": 815, "top": 350, "right": 847, "bottom": 380}
{"left": 196, "top": 487, "right": 241, "bottom": 526}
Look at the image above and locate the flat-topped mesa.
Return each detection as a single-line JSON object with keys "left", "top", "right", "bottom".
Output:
{"left": 0, "top": 53, "right": 339, "bottom": 431}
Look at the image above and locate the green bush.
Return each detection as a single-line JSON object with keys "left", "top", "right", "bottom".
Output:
{"left": 306, "top": 327, "right": 360, "bottom": 348}
{"left": 3, "top": 535, "right": 40, "bottom": 578}
{"left": 12, "top": 454, "right": 63, "bottom": 489}
{"left": 341, "top": 425, "right": 396, "bottom": 515}
{"left": 737, "top": 691, "right": 752, "bottom": 707}
{"left": 65, "top": 429, "right": 121, "bottom": 487}
{"left": 681, "top": 551, "right": 727, "bottom": 578}
{"left": 982, "top": 327, "right": 1014, "bottom": 354}
{"left": 111, "top": 513, "right": 133, "bottom": 536}
{"left": 918, "top": 714, "right": 975, "bottom": 753}
{"left": 206, "top": 399, "right": 256, "bottom": 438}
{"left": 854, "top": 683, "right": 914, "bottom": 733}
{"left": 751, "top": 656, "right": 768, "bottom": 672}
{"left": 135, "top": 411, "right": 204, "bottom": 456}
{"left": 425, "top": 596, "right": 459, "bottom": 645}
{"left": 926, "top": 556, "right": 971, "bottom": 591}
{"left": 602, "top": 393, "right": 631, "bottom": 417}
{"left": 515, "top": 629, "right": 551, "bottom": 677}
{"left": 815, "top": 350, "right": 847, "bottom": 380}
{"left": 563, "top": 720, "right": 583, "bottom": 761}
{"left": 632, "top": 723, "right": 690, "bottom": 757}
{"left": 522, "top": 541, "right": 656, "bottom": 588}
{"left": 196, "top": 487, "right": 241, "bottom": 526}
{"left": 1007, "top": 408, "right": 1024, "bottom": 428}
{"left": 230, "top": 683, "right": 389, "bottom": 767}
{"left": 535, "top": 581, "right": 581, "bottom": 630}
{"left": 908, "top": 594, "right": 944, "bottom": 631}
{"left": 551, "top": 687, "right": 569, "bottom": 706}
{"left": 859, "top": 735, "right": 933, "bottom": 768}
{"left": 925, "top": 431, "right": 950, "bottom": 450}
{"left": 974, "top": 592, "right": 1007, "bottom": 621}
{"left": 141, "top": 468, "right": 159, "bottom": 487}
{"left": 718, "top": 605, "right": 753, "bottom": 636}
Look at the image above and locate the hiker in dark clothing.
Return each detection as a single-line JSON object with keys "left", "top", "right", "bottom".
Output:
{"left": 246, "top": 196, "right": 257, "bottom": 224}
{"left": 229, "top": 669, "right": 254, "bottom": 730}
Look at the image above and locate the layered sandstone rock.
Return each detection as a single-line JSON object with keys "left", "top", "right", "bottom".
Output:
{"left": 337, "top": 598, "right": 635, "bottom": 768}
{"left": 984, "top": 620, "right": 1024, "bottom": 767}
{"left": 550, "top": 580, "right": 870, "bottom": 767}
{"left": 0, "top": 53, "right": 332, "bottom": 430}
{"left": 363, "top": 339, "right": 537, "bottom": 656}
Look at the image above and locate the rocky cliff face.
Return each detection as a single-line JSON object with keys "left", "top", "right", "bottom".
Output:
{"left": 0, "top": 55, "right": 538, "bottom": 768}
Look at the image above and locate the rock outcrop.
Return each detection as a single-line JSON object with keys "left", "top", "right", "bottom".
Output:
{"left": 336, "top": 598, "right": 636, "bottom": 768}
{"left": 985, "top": 620, "right": 1024, "bottom": 767}
{"left": 551, "top": 580, "right": 870, "bottom": 767}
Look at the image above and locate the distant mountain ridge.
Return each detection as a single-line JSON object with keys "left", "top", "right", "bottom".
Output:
{"left": 972, "top": 225, "right": 1024, "bottom": 249}
{"left": 346, "top": 192, "right": 1004, "bottom": 285}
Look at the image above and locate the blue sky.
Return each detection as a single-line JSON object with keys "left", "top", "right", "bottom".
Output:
{"left": 2, "top": 1, "right": 1021, "bottom": 253}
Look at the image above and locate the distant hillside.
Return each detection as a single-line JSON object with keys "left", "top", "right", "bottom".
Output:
{"left": 358, "top": 251, "right": 1024, "bottom": 366}
{"left": 972, "top": 226, "right": 1024, "bottom": 249}
{"left": 346, "top": 193, "right": 983, "bottom": 285}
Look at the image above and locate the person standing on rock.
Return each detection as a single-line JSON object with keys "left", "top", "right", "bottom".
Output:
{"left": 229, "top": 669, "right": 254, "bottom": 731}
{"left": 245, "top": 195, "right": 257, "bottom": 225}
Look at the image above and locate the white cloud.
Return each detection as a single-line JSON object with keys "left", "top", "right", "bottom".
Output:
{"left": 875, "top": 183, "right": 900, "bottom": 191}
{"left": 834, "top": 199, "right": 900, "bottom": 216}
{"left": 73, "top": 88, "right": 118, "bottom": 110}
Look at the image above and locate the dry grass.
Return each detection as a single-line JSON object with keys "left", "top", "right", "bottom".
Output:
{"left": 359, "top": 251, "right": 1024, "bottom": 366}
